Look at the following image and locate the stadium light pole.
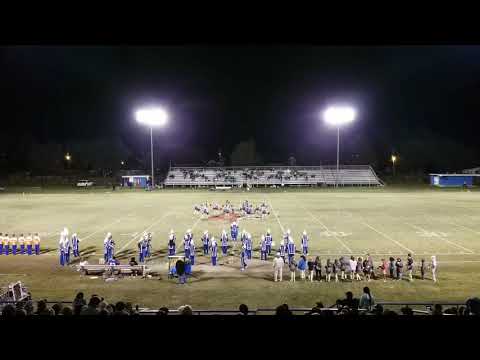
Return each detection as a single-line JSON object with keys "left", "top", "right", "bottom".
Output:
{"left": 323, "top": 106, "right": 356, "bottom": 187}
{"left": 135, "top": 107, "right": 168, "bottom": 189}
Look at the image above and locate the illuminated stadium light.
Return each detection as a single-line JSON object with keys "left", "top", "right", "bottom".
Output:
{"left": 65, "top": 153, "right": 71, "bottom": 161}
{"left": 322, "top": 105, "right": 357, "bottom": 187}
{"left": 323, "top": 106, "right": 356, "bottom": 126}
{"left": 135, "top": 107, "right": 168, "bottom": 127}
{"left": 135, "top": 106, "right": 169, "bottom": 189}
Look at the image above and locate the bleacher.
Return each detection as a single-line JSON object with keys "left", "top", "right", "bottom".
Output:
{"left": 163, "top": 165, "right": 383, "bottom": 187}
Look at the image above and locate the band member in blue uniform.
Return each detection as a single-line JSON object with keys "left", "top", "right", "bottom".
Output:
{"left": 65, "top": 233, "right": 71, "bottom": 264}
{"left": 3, "top": 234, "right": 10, "bottom": 255}
{"left": 240, "top": 244, "right": 248, "bottom": 271}
{"left": 33, "top": 233, "right": 40, "bottom": 255}
{"left": 287, "top": 236, "right": 296, "bottom": 265}
{"left": 220, "top": 229, "right": 229, "bottom": 255}
{"left": 0, "top": 233, "right": 3, "bottom": 255}
{"left": 230, "top": 221, "right": 239, "bottom": 242}
{"left": 210, "top": 237, "right": 218, "bottom": 266}
{"left": 301, "top": 230, "right": 308, "bottom": 255}
{"left": 107, "top": 236, "right": 115, "bottom": 262}
{"left": 104, "top": 233, "right": 111, "bottom": 262}
{"left": 18, "top": 234, "right": 25, "bottom": 255}
{"left": 245, "top": 233, "right": 253, "bottom": 259}
{"left": 283, "top": 229, "right": 290, "bottom": 249}
{"left": 202, "top": 230, "right": 209, "bottom": 255}
{"left": 59, "top": 231, "right": 66, "bottom": 266}
{"left": 190, "top": 238, "right": 196, "bottom": 265}
{"left": 168, "top": 230, "right": 176, "bottom": 256}
{"left": 10, "top": 234, "right": 17, "bottom": 255}
{"left": 260, "top": 235, "right": 267, "bottom": 261}
{"left": 146, "top": 232, "right": 152, "bottom": 258}
{"left": 138, "top": 236, "right": 145, "bottom": 263}
{"left": 265, "top": 229, "right": 273, "bottom": 256}
{"left": 71, "top": 233, "right": 80, "bottom": 257}
{"left": 184, "top": 232, "right": 191, "bottom": 259}
{"left": 240, "top": 230, "right": 247, "bottom": 246}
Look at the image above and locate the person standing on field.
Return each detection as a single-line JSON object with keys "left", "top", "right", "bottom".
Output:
{"left": 395, "top": 257, "right": 403, "bottom": 280}
{"left": 389, "top": 257, "right": 395, "bottom": 279}
{"left": 407, "top": 253, "right": 414, "bottom": 282}
{"left": 18, "top": 234, "right": 25, "bottom": 255}
{"left": 273, "top": 252, "right": 284, "bottom": 282}
{"left": 298, "top": 255, "right": 307, "bottom": 280}
{"left": 314, "top": 256, "right": 322, "bottom": 281}
{"left": 168, "top": 230, "right": 176, "bottom": 256}
{"left": 33, "top": 233, "right": 41, "bottom": 255}
{"left": 289, "top": 259, "right": 297, "bottom": 282}
{"left": 307, "top": 258, "right": 315, "bottom": 282}
{"left": 210, "top": 237, "right": 218, "bottom": 266}
{"left": 431, "top": 255, "right": 437, "bottom": 282}
{"left": 287, "top": 236, "right": 296, "bottom": 265}
{"left": 349, "top": 256, "right": 357, "bottom": 281}
{"left": 201, "top": 230, "right": 209, "bottom": 255}
{"left": 420, "top": 258, "right": 426, "bottom": 280}
{"left": 10, "top": 234, "right": 17, "bottom": 255}
{"left": 0, "top": 233, "right": 3, "bottom": 255}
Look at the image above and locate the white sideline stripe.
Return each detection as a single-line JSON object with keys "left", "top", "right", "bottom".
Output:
{"left": 118, "top": 212, "right": 172, "bottom": 252}
{"left": 361, "top": 221, "right": 415, "bottom": 254}
{"left": 305, "top": 210, "right": 353, "bottom": 254}
{"left": 405, "top": 222, "right": 474, "bottom": 254}
{"left": 267, "top": 198, "right": 285, "bottom": 233}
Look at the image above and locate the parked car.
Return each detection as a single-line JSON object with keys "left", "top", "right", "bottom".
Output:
{"left": 76, "top": 180, "right": 94, "bottom": 187}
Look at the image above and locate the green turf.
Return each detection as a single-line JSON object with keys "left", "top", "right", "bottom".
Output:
{"left": 1, "top": 186, "right": 479, "bottom": 310}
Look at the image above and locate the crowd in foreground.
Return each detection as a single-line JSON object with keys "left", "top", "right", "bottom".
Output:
{"left": 1, "top": 290, "right": 479, "bottom": 318}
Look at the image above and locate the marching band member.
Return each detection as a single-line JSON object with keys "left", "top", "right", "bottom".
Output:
{"left": 287, "top": 236, "right": 296, "bottom": 265}
{"left": 431, "top": 255, "right": 437, "bottom": 283}
{"left": 138, "top": 235, "right": 145, "bottom": 263}
{"left": 33, "top": 233, "right": 41, "bottom": 255}
{"left": 245, "top": 233, "right": 253, "bottom": 259}
{"left": 260, "top": 235, "right": 267, "bottom": 261}
{"left": 104, "top": 233, "right": 111, "bottom": 262}
{"left": 190, "top": 238, "right": 196, "bottom": 265}
{"left": 146, "top": 232, "right": 152, "bottom": 258}
{"left": 59, "top": 230, "right": 66, "bottom": 266}
{"left": 25, "top": 233, "right": 33, "bottom": 256}
{"left": 240, "top": 229, "right": 247, "bottom": 245}
{"left": 240, "top": 244, "right": 248, "bottom": 271}
{"left": 220, "top": 229, "right": 229, "bottom": 256}
{"left": 265, "top": 229, "right": 272, "bottom": 256}
{"left": 168, "top": 230, "right": 176, "bottom": 256}
{"left": 10, "top": 233, "right": 17, "bottom": 255}
{"left": 72, "top": 233, "right": 81, "bottom": 257}
{"left": 18, "top": 234, "right": 25, "bottom": 255}
{"left": 301, "top": 230, "right": 308, "bottom": 255}
{"left": 202, "top": 230, "right": 209, "bottom": 255}
{"left": 283, "top": 229, "right": 290, "bottom": 248}
{"left": 210, "top": 237, "right": 218, "bottom": 266}
{"left": 2, "top": 234, "right": 9, "bottom": 255}
{"left": 64, "top": 232, "right": 71, "bottom": 264}
{"left": 184, "top": 231, "right": 191, "bottom": 259}
{"left": 108, "top": 236, "right": 116, "bottom": 261}
{"left": 230, "top": 221, "right": 239, "bottom": 242}
{"left": 0, "top": 233, "right": 4, "bottom": 255}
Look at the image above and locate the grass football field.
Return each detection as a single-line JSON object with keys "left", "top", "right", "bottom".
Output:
{"left": 1, "top": 186, "right": 479, "bottom": 310}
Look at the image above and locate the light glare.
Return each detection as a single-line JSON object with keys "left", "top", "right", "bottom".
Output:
{"left": 323, "top": 106, "right": 356, "bottom": 126}
{"left": 135, "top": 107, "right": 168, "bottom": 127}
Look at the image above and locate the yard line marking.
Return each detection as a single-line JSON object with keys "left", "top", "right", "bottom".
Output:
{"left": 267, "top": 198, "right": 285, "bottom": 233}
{"left": 118, "top": 212, "right": 171, "bottom": 252}
{"left": 361, "top": 221, "right": 415, "bottom": 254}
{"left": 80, "top": 216, "right": 130, "bottom": 242}
{"left": 447, "top": 219, "right": 480, "bottom": 235}
{"left": 404, "top": 222, "right": 474, "bottom": 254}
{"left": 305, "top": 210, "right": 353, "bottom": 254}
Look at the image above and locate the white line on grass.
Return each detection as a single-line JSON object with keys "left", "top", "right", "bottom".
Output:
{"left": 361, "top": 221, "right": 415, "bottom": 254}
{"left": 118, "top": 212, "right": 172, "bottom": 252}
{"left": 447, "top": 219, "right": 480, "bottom": 236}
{"left": 303, "top": 208, "right": 353, "bottom": 254}
{"left": 267, "top": 197, "right": 285, "bottom": 233}
{"left": 404, "top": 222, "right": 474, "bottom": 254}
{"left": 80, "top": 216, "right": 130, "bottom": 242}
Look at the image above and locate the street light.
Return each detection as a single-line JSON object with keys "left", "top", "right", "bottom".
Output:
{"left": 135, "top": 107, "right": 168, "bottom": 189}
{"left": 65, "top": 153, "right": 71, "bottom": 161}
{"left": 391, "top": 155, "right": 397, "bottom": 176}
{"left": 323, "top": 105, "right": 356, "bottom": 187}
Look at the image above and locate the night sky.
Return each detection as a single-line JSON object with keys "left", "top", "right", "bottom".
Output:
{"left": 1, "top": 46, "right": 480, "bottom": 172}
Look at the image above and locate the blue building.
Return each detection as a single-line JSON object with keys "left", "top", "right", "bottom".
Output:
{"left": 429, "top": 174, "right": 477, "bottom": 188}
{"left": 121, "top": 175, "right": 151, "bottom": 188}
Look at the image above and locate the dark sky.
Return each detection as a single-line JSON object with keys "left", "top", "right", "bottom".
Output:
{"left": 1, "top": 46, "right": 480, "bottom": 168}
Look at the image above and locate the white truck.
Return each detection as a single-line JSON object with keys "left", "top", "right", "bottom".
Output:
{"left": 76, "top": 180, "right": 94, "bottom": 187}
